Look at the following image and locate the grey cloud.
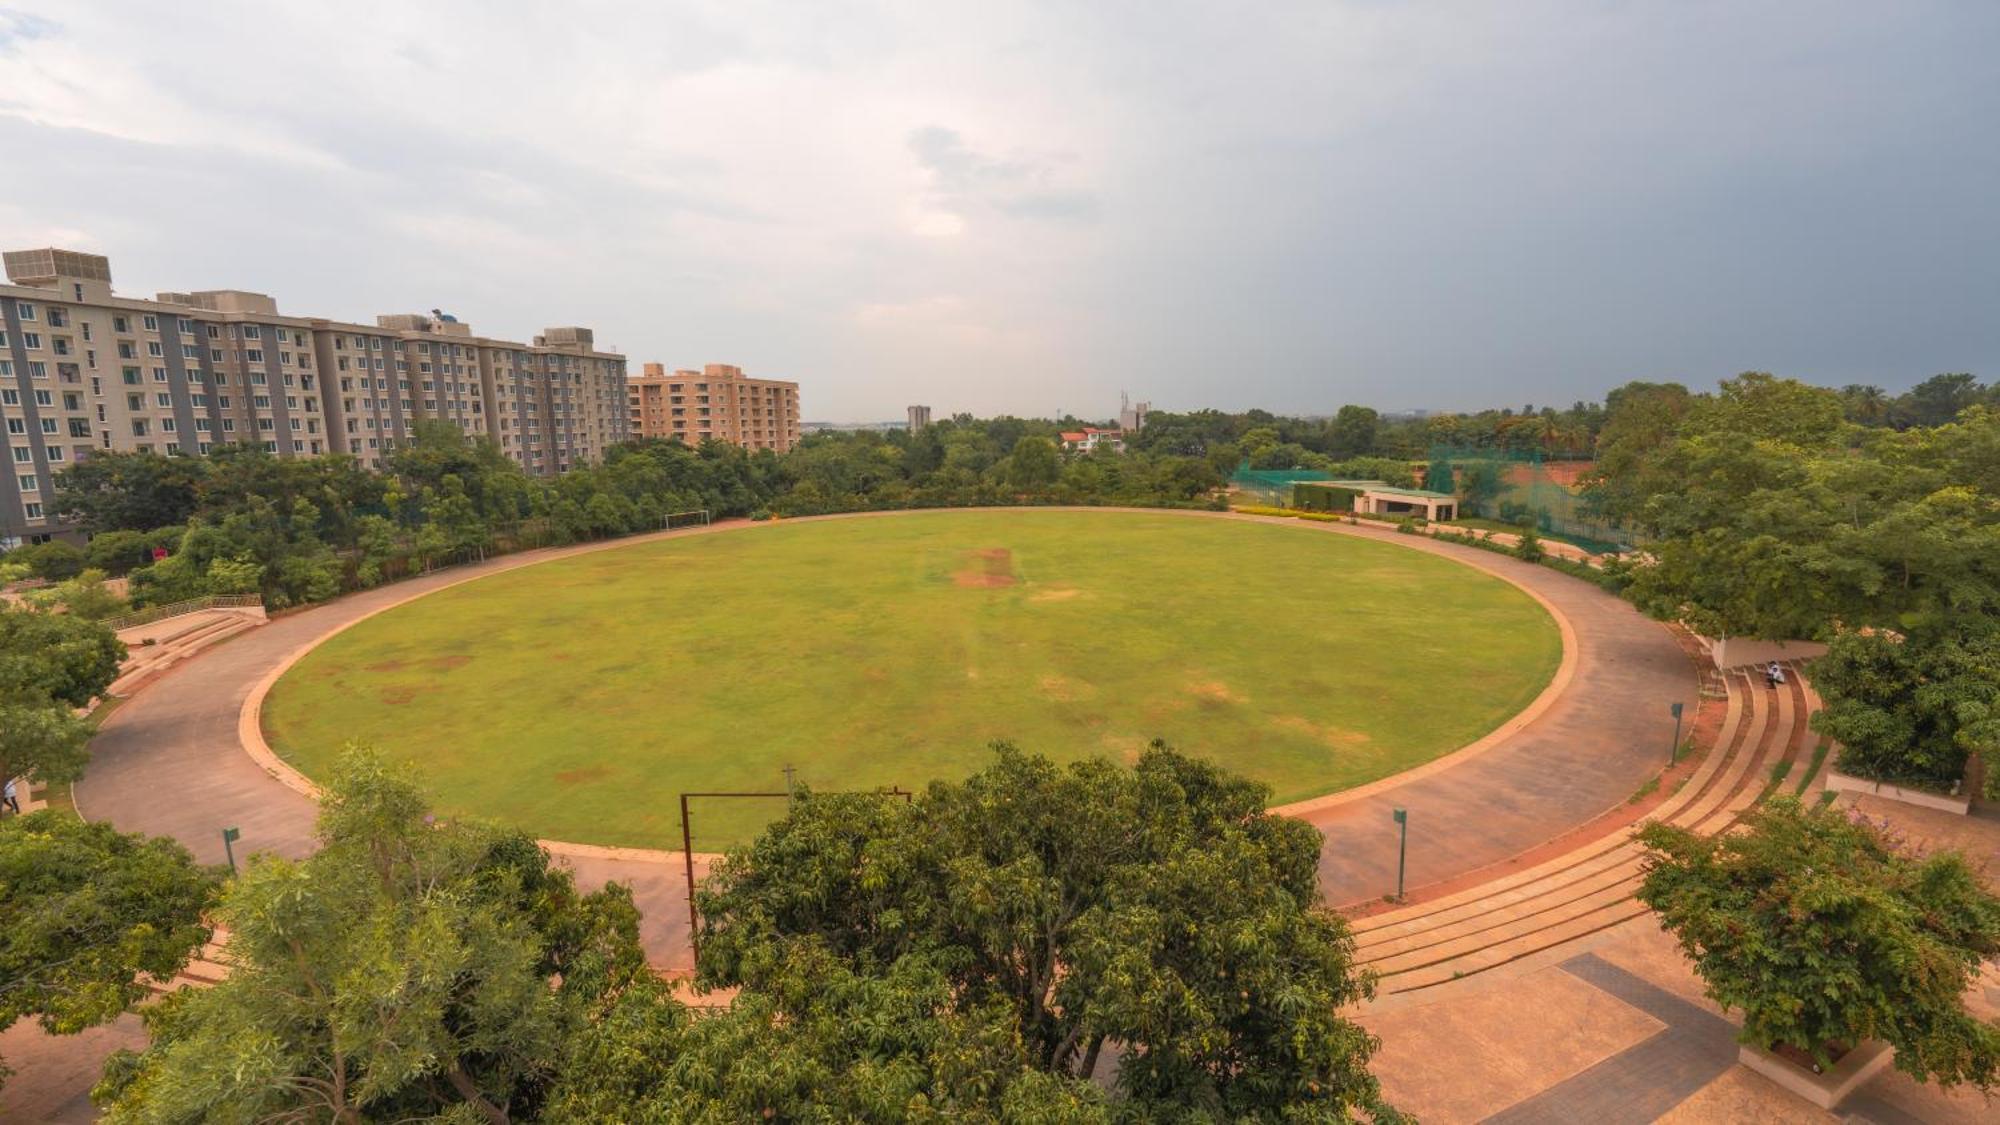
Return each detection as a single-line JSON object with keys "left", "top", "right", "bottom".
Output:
{"left": 909, "top": 124, "right": 1099, "bottom": 225}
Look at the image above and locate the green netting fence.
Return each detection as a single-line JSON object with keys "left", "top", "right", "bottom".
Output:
{"left": 1228, "top": 466, "right": 1332, "bottom": 506}
{"left": 1426, "top": 447, "right": 1629, "bottom": 554}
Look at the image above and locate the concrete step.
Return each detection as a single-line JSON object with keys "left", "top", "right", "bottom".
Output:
{"left": 1376, "top": 898, "right": 1652, "bottom": 995}
{"left": 1349, "top": 671, "right": 1823, "bottom": 993}
{"left": 1365, "top": 873, "right": 1645, "bottom": 976}
{"left": 1357, "top": 853, "right": 1645, "bottom": 960}
{"left": 1351, "top": 672, "right": 1760, "bottom": 939}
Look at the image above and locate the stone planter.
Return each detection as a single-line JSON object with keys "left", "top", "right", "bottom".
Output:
{"left": 1824, "top": 769, "right": 1971, "bottom": 815}
{"left": 1738, "top": 1040, "right": 1893, "bottom": 1109}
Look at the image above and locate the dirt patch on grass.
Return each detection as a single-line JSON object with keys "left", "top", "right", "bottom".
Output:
{"left": 1030, "top": 587, "right": 1081, "bottom": 602}
{"left": 379, "top": 686, "right": 419, "bottom": 705}
{"left": 1039, "top": 674, "right": 1096, "bottom": 702}
{"left": 554, "top": 765, "right": 612, "bottom": 786}
{"left": 432, "top": 654, "right": 472, "bottom": 671}
{"left": 1273, "top": 714, "right": 1372, "bottom": 748}
{"left": 1186, "top": 679, "right": 1245, "bottom": 706}
{"left": 953, "top": 547, "right": 1017, "bottom": 588}
{"left": 364, "top": 659, "right": 406, "bottom": 673}
{"left": 1101, "top": 733, "right": 1147, "bottom": 764}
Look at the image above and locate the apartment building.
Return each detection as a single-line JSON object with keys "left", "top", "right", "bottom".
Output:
{"left": 628, "top": 362, "right": 801, "bottom": 452}
{"left": 0, "top": 247, "right": 626, "bottom": 546}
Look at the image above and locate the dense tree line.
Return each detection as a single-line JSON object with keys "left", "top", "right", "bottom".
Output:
{"left": 1579, "top": 373, "right": 2000, "bottom": 796}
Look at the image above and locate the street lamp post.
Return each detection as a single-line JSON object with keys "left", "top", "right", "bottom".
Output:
{"left": 1391, "top": 807, "right": 1408, "bottom": 901}
{"left": 221, "top": 826, "right": 241, "bottom": 874}
{"left": 1669, "top": 701, "right": 1685, "bottom": 766}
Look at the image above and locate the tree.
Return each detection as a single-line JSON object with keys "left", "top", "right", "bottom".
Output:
{"left": 548, "top": 946, "right": 1108, "bottom": 1122}
{"left": 693, "top": 744, "right": 1403, "bottom": 1120}
{"left": 25, "top": 569, "right": 127, "bottom": 622}
{"left": 1005, "top": 436, "right": 1060, "bottom": 490}
{"left": 96, "top": 748, "right": 657, "bottom": 1123}
{"left": 0, "top": 813, "right": 217, "bottom": 1091}
{"left": 11, "top": 539, "right": 86, "bottom": 581}
{"left": 1329, "top": 404, "right": 1379, "bottom": 459}
{"left": 1810, "top": 629, "right": 2000, "bottom": 796}
{"left": 52, "top": 450, "right": 207, "bottom": 534}
{"left": 1637, "top": 798, "right": 2000, "bottom": 1088}
{"left": 0, "top": 700, "right": 93, "bottom": 797}
{"left": 0, "top": 606, "right": 124, "bottom": 708}
{"left": 1902, "top": 373, "right": 1985, "bottom": 429}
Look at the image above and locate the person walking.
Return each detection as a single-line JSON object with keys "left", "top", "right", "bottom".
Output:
{"left": 2, "top": 777, "right": 19, "bottom": 815}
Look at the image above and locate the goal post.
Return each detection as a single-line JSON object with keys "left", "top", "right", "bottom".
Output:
{"left": 663, "top": 509, "right": 711, "bottom": 530}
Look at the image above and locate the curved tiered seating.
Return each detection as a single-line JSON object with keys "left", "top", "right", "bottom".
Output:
{"left": 1350, "top": 664, "right": 1822, "bottom": 998}
{"left": 108, "top": 610, "right": 265, "bottom": 697}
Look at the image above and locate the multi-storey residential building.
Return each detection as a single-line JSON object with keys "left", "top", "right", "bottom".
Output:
{"left": 907, "top": 404, "right": 932, "bottom": 431}
{"left": 627, "top": 362, "right": 800, "bottom": 452}
{"left": 0, "top": 247, "right": 626, "bottom": 546}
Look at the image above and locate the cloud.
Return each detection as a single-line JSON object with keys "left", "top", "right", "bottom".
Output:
{"left": 907, "top": 125, "right": 1100, "bottom": 227}
{"left": 0, "top": 1, "right": 1991, "bottom": 420}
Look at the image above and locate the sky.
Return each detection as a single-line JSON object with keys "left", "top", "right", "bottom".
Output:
{"left": 1, "top": 2, "right": 1994, "bottom": 422}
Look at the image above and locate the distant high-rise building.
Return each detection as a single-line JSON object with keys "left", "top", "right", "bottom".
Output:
{"left": 0, "top": 247, "right": 626, "bottom": 546}
{"left": 1119, "top": 392, "right": 1150, "bottom": 432}
{"left": 907, "top": 404, "right": 932, "bottom": 431}
{"left": 627, "top": 363, "right": 801, "bottom": 451}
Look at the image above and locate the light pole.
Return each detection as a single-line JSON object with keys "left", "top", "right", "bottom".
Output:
{"left": 221, "top": 826, "right": 241, "bottom": 874}
{"left": 1391, "top": 807, "right": 1408, "bottom": 901}
{"left": 1669, "top": 701, "right": 1685, "bottom": 766}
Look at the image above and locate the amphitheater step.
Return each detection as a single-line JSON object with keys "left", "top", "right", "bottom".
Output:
{"left": 1351, "top": 665, "right": 1817, "bottom": 997}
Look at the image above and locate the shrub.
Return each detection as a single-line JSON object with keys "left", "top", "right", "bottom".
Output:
{"left": 1513, "top": 528, "right": 1546, "bottom": 562}
{"left": 16, "top": 540, "right": 86, "bottom": 581}
{"left": 1637, "top": 797, "right": 2000, "bottom": 1087}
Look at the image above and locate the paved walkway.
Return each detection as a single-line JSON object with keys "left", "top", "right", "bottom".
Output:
{"left": 1254, "top": 517, "right": 1695, "bottom": 907}
{"left": 76, "top": 525, "right": 711, "bottom": 969}
{"left": 75, "top": 509, "right": 1690, "bottom": 971}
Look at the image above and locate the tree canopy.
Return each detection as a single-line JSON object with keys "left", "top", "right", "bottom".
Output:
{"left": 689, "top": 743, "right": 1403, "bottom": 1121}
{"left": 1637, "top": 797, "right": 2000, "bottom": 1089}
{"left": 95, "top": 749, "right": 656, "bottom": 1123}
{"left": 0, "top": 812, "right": 217, "bottom": 1091}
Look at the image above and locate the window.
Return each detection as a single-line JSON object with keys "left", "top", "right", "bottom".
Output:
{"left": 246, "top": 349, "right": 263, "bottom": 363}
{"left": 17, "top": 475, "right": 35, "bottom": 492}
{"left": 131, "top": 419, "right": 149, "bottom": 436}
{"left": 11, "top": 446, "right": 27, "bottom": 460}
{"left": 142, "top": 314, "right": 158, "bottom": 331}
{"left": 155, "top": 393, "right": 172, "bottom": 407}
{"left": 161, "top": 418, "right": 176, "bottom": 432}
{"left": 15, "top": 302, "right": 34, "bottom": 320}
{"left": 23, "top": 503, "right": 42, "bottom": 520}
{"left": 148, "top": 341, "right": 163, "bottom": 357}
{"left": 182, "top": 344, "right": 199, "bottom": 359}
{"left": 114, "top": 316, "right": 129, "bottom": 333}
{"left": 242, "top": 325, "right": 261, "bottom": 339}
{"left": 22, "top": 333, "right": 41, "bottom": 350}
{"left": 177, "top": 317, "right": 194, "bottom": 334}
{"left": 33, "top": 390, "right": 51, "bottom": 407}
{"left": 0, "top": 390, "right": 14, "bottom": 405}
{"left": 123, "top": 367, "right": 140, "bottom": 385}
{"left": 152, "top": 367, "right": 168, "bottom": 382}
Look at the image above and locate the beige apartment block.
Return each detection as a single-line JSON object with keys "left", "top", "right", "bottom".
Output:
{"left": 628, "top": 362, "right": 801, "bottom": 452}
{"left": 0, "top": 247, "right": 627, "bottom": 546}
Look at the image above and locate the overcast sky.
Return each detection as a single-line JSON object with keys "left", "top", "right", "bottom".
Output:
{"left": 1, "top": 2, "right": 1994, "bottom": 421}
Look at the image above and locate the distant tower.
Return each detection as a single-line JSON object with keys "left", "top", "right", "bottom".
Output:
{"left": 1119, "top": 392, "right": 1150, "bottom": 433}
{"left": 907, "top": 404, "right": 932, "bottom": 432}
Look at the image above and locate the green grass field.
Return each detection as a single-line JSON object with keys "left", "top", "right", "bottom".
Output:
{"left": 264, "top": 510, "right": 1561, "bottom": 848}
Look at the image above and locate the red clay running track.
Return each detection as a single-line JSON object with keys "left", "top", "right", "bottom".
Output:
{"left": 75, "top": 509, "right": 1693, "bottom": 970}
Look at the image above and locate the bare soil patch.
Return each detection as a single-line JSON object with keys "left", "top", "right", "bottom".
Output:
{"left": 379, "top": 686, "right": 419, "bottom": 705}
{"left": 555, "top": 765, "right": 612, "bottom": 786}
{"left": 432, "top": 654, "right": 472, "bottom": 670}
{"left": 1030, "top": 587, "right": 1082, "bottom": 602}
{"left": 953, "top": 547, "right": 1017, "bottom": 588}
{"left": 1186, "top": 679, "right": 1245, "bottom": 705}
